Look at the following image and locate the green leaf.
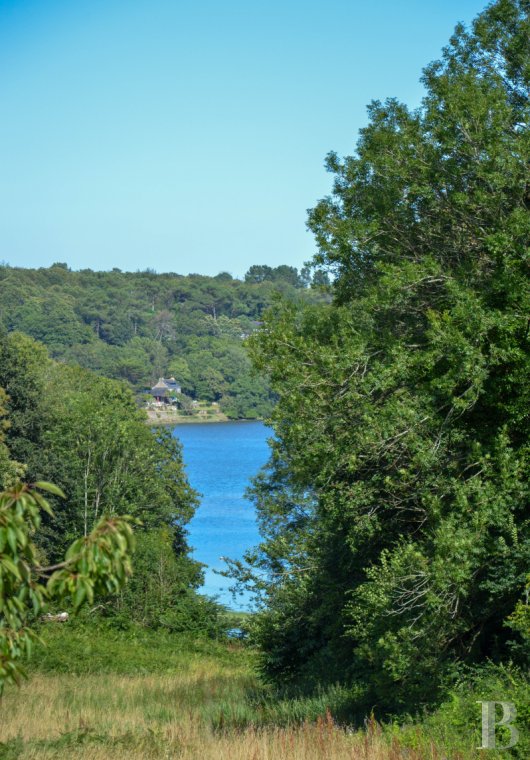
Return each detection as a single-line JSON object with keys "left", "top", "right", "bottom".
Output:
{"left": 74, "top": 583, "right": 86, "bottom": 610}
{"left": 34, "top": 482, "right": 65, "bottom": 498}
{"left": 7, "top": 526, "right": 18, "bottom": 554}
{"left": 1, "top": 556, "right": 21, "bottom": 580}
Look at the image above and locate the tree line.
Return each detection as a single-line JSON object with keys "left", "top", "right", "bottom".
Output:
{"left": 0, "top": 264, "right": 328, "bottom": 419}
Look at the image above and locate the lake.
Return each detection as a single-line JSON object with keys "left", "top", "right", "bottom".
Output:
{"left": 172, "top": 420, "right": 270, "bottom": 609}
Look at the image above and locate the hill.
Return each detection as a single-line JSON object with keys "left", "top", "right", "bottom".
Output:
{"left": 0, "top": 263, "right": 327, "bottom": 419}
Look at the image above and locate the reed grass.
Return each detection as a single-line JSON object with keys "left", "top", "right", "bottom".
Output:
{"left": 0, "top": 625, "right": 516, "bottom": 759}
{"left": 0, "top": 672, "right": 458, "bottom": 760}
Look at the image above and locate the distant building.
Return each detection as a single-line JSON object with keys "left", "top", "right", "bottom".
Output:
{"left": 150, "top": 377, "right": 182, "bottom": 404}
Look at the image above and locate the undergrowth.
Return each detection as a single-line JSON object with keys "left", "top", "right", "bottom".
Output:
{"left": 0, "top": 624, "right": 527, "bottom": 759}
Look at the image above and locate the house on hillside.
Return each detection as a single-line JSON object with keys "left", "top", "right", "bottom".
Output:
{"left": 150, "top": 377, "right": 182, "bottom": 404}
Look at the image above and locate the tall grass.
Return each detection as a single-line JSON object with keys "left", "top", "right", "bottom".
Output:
{"left": 0, "top": 673, "right": 459, "bottom": 760}
{"left": 0, "top": 625, "right": 527, "bottom": 759}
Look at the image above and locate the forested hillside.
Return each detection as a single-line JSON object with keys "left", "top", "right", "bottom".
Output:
{"left": 0, "top": 264, "right": 327, "bottom": 418}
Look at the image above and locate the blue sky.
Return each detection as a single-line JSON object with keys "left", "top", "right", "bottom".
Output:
{"left": 1, "top": 0, "right": 487, "bottom": 277}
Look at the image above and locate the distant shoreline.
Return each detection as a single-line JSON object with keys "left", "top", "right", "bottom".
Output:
{"left": 145, "top": 410, "right": 227, "bottom": 425}
{"left": 145, "top": 409, "right": 263, "bottom": 426}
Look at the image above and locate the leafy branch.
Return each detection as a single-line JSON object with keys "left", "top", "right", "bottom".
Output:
{"left": 0, "top": 481, "right": 135, "bottom": 694}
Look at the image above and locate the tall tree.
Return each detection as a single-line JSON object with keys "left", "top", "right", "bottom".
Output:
{"left": 241, "top": 0, "right": 530, "bottom": 714}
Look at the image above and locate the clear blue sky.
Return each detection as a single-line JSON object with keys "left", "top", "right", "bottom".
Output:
{"left": 1, "top": 0, "right": 487, "bottom": 277}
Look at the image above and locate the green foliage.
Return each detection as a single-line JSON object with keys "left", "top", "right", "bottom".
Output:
{"left": 110, "top": 528, "right": 224, "bottom": 636}
{"left": 0, "top": 333, "right": 197, "bottom": 552}
{"left": 30, "top": 621, "right": 247, "bottom": 675}
{"left": 235, "top": 0, "right": 530, "bottom": 717}
{"left": 0, "top": 332, "right": 221, "bottom": 640}
{"left": 0, "top": 264, "right": 323, "bottom": 418}
{"left": 0, "top": 481, "right": 134, "bottom": 695}
{"left": 508, "top": 574, "right": 530, "bottom": 644}
{"left": 1, "top": 620, "right": 528, "bottom": 757}
{"left": 393, "top": 664, "right": 530, "bottom": 759}
{"left": 41, "top": 365, "right": 197, "bottom": 555}
{"left": 0, "top": 389, "right": 22, "bottom": 489}
{"left": 0, "top": 332, "right": 52, "bottom": 474}
{"left": 244, "top": 264, "right": 307, "bottom": 288}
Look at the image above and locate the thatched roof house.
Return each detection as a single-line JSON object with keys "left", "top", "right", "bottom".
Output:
{"left": 150, "top": 377, "right": 182, "bottom": 403}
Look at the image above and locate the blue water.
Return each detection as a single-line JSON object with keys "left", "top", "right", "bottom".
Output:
{"left": 172, "top": 421, "right": 270, "bottom": 609}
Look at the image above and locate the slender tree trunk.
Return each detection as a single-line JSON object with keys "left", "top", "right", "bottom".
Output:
{"left": 83, "top": 446, "right": 91, "bottom": 537}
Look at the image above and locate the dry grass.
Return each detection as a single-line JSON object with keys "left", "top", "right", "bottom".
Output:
{"left": 0, "top": 668, "right": 449, "bottom": 760}
{"left": 0, "top": 627, "right": 491, "bottom": 759}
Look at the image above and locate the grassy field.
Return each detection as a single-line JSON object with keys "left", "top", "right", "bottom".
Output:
{"left": 0, "top": 625, "right": 526, "bottom": 759}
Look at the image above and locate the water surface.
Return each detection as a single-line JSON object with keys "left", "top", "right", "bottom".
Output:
{"left": 172, "top": 421, "right": 270, "bottom": 608}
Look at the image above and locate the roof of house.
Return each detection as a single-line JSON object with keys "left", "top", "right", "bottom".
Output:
{"left": 151, "top": 378, "right": 170, "bottom": 395}
{"left": 150, "top": 377, "right": 181, "bottom": 395}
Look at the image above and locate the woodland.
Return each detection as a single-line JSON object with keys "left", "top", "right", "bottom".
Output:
{"left": 0, "top": 1, "right": 528, "bottom": 757}
{"left": 0, "top": 263, "right": 328, "bottom": 419}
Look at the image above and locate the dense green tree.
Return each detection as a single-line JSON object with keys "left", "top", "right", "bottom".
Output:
{"left": 310, "top": 270, "right": 330, "bottom": 289}
{"left": 167, "top": 358, "right": 193, "bottom": 392}
{"left": 0, "top": 332, "right": 52, "bottom": 475}
{"left": 272, "top": 265, "right": 302, "bottom": 288}
{"left": 193, "top": 366, "right": 227, "bottom": 402}
{"left": 237, "top": 0, "right": 530, "bottom": 715}
{"left": 38, "top": 364, "right": 197, "bottom": 559}
{"left": 244, "top": 264, "right": 304, "bottom": 288}
{"left": 0, "top": 389, "right": 24, "bottom": 490}
{"left": 10, "top": 298, "right": 94, "bottom": 350}
{"left": 0, "top": 334, "right": 216, "bottom": 635}
{"left": 244, "top": 265, "right": 275, "bottom": 284}
{"left": 113, "top": 528, "right": 222, "bottom": 635}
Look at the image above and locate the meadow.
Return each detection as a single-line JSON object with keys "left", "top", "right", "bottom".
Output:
{"left": 0, "top": 624, "right": 526, "bottom": 759}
